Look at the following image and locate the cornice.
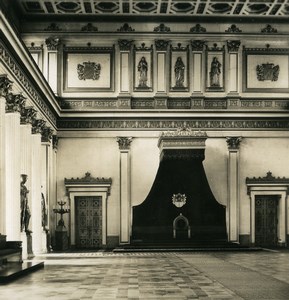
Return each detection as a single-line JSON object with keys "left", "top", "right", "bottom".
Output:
{"left": 0, "top": 37, "right": 57, "bottom": 126}
{"left": 64, "top": 172, "right": 112, "bottom": 185}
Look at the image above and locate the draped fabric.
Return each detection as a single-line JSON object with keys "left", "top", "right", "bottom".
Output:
{"left": 132, "top": 149, "right": 227, "bottom": 242}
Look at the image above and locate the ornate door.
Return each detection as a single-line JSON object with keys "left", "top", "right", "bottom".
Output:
{"left": 75, "top": 196, "right": 102, "bottom": 249}
{"left": 255, "top": 195, "right": 278, "bottom": 247}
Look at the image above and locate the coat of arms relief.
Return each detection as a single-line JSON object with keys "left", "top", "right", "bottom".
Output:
{"left": 256, "top": 63, "right": 280, "bottom": 82}
{"left": 77, "top": 61, "right": 101, "bottom": 80}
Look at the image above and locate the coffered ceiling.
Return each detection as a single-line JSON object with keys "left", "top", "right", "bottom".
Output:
{"left": 13, "top": 0, "right": 289, "bottom": 21}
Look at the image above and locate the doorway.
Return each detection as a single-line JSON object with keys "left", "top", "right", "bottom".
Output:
{"left": 255, "top": 195, "right": 278, "bottom": 247}
{"left": 75, "top": 196, "right": 102, "bottom": 249}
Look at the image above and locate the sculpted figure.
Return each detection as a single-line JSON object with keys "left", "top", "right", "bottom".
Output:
{"left": 20, "top": 174, "right": 31, "bottom": 233}
{"left": 137, "top": 56, "right": 148, "bottom": 87}
{"left": 209, "top": 57, "right": 222, "bottom": 87}
{"left": 174, "top": 57, "right": 185, "bottom": 87}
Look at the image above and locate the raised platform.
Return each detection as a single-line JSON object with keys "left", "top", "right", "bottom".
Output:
{"left": 0, "top": 261, "right": 44, "bottom": 284}
{"left": 113, "top": 240, "right": 262, "bottom": 252}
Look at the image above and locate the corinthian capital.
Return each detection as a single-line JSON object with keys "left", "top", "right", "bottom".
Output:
{"left": 45, "top": 36, "right": 61, "bottom": 50}
{"left": 32, "top": 119, "right": 46, "bottom": 134}
{"left": 117, "top": 137, "right": 132, "bottom": 150}
{"left": 20, "top": 107, "right": 37, "bottom": 125}
{"left": 41, "top": 126, "right": 54, "bottom": 142}
{"left": 5, "top": 93, "right": 26, "bottom": 113}
{"left": 226, "top": 137, "right": 242, "bottom": 150}
{"left": 0, "top": 75, "right": 13, "bottom": 97}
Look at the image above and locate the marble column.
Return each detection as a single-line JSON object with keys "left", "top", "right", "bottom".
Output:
{"left": 5, "top": 93, "right": 26, "bottom": 241}
{"left": 117, "top": 137, "right": 132, "bottom": 244}
{"left": 31, "top": 119, "right": 46, "bottom": 254}
{"left": 20, "top": 107, "right": 35, "bottom": 259}
{"left": 0, "top": 75, "right": 13, "bottom": 235}
{"left": 226, "top": 137, "right": 242, "bottom": 242}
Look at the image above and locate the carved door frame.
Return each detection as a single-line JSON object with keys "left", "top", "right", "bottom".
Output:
{"left": 247, "top": 172, "right": 289, "bottom": 247}
{"left": 65, "top": 173, "right": 112, "bottom": 248}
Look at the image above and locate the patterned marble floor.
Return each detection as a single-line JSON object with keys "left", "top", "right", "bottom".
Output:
{"left": 0, "top": 250, "right": 289, "bottom": 299}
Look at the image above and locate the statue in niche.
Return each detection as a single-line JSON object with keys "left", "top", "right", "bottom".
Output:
{"left": 174, "top": 57, "right": 185, "bottom": 87}
{"left": 20, "top": 174, "right": 31, "bottom": 233}
{"left": 137, "top": 56, "right": 148, "bottom": 87}
{"left": 209, "top": 57, "right": 222, "bottom": 87}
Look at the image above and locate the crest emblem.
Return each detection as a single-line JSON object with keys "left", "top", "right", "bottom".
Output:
{"left": 172, "top": 193, "right": 187, "bottom": 208}
{"left": 256, "top": 63, "right": 279, "bottom": 82}
{"left": 77, "top": 61, "right": 101, "bottom": 80}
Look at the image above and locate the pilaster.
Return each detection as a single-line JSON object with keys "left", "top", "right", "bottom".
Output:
{"left": 227, "top": 40, "right": 241, "bottom": 94}
{"left": 117, "top": 137, "right": 132, "bottom": 244}
{"left": 191, "top": 40, "right": 205, "bottom": 95}
{"left": 45, "top": 36, "right": 60, "bottom": 94}
{"left": 226, "top": 136, "right": 242, "bottom": 242}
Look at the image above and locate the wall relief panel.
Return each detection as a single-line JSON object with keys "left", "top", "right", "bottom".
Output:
{"left": 63, "top": 46, "right": 115, "bottom": 92}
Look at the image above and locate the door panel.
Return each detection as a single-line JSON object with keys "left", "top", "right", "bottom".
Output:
{"left": 255, "top": 195, "right": 278, "bottom": 247}
{"left": 75, "top": 196, "right": 102, "bottom": 249}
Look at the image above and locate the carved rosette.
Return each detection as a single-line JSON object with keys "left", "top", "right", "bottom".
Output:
{"left": 81, "top": 23, "right": 98, "bottom": 32}
{"left": 227, "top": 40, "right": 241, "bottom": 52}
{"left": 44, "top": 23, "right": 61, "bottom": 31}
{"left": 154, "top": 24, "right": 170, "bottom": 32}
{"left": 32, "top": 119, "right": 46, "bottom": 134}
{"left": 0, "top": 74, "right": 13, "bottom": 97}
{"left": 261, "top": 24, "right": 277, "bottom": 33}
{"left": 191, "top": 40, "right": 206, "bottom": 51}
{"left": 226, "top": 137, "right": 242, "bottom": 150}
{"left": 52, "top": 135, "right": 58, "bottom": 150}
{"left": 5, "top": 93, "right": 26, "bottom": 113}
{"left": 225, "top": 24, "right": 242, "bottom": 33}
{"left": 190, "top": 24, "right": 206, "bottom": 33}
{"left": 117, "top": 137, "right": 132, "bottom": 150}
{"left": 155, "top": 40, "right": 170, "bottom": 51}
{"left": 117, "top": 23, "right": 135, "bottom": 32}
{"left": 41, "top": 126, "right": 54, "bottom": 142}
{"left": 45, "top": 37, "right": 61, "bottom": 51}
{"left": 20, "top": 106, "right": 37, "bottom": 125}
{"left": 118, "top": 40, "right": 133, "bottom": 51}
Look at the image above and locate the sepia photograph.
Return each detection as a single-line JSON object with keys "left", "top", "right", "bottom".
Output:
{"left": 0, "top": 0, "right": 289, "bottom": 299}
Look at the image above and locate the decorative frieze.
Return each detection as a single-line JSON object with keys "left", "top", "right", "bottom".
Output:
{"left": 0, "top": 74, "right": 13, "bottom": 97}
{"left": 117, "top": 137, "right": 132, "bottom": 150}
{"left": 41, "top": 126, "right": 53, "bottom": 143}
{"left": 226, "top": 137, "right": 242, "bottom": 150}
{"left": 191, "top": 40, "right": 206, "bottom": 51}
{"left": 154, "top": 23, "right": 170, "bottom": 32}
{"left": 5, "top": 93, "right": 26, "bottom": 113}
{"left": 117, "top": 23, "right": 135, "bottom": 32}
{"left": 45, "top": 36, "right": 61, "bottom": 50}
{"left": 155, "top": 40, "right": 170, "bottom": 51}
{"left": 65, "top": 172, "right": 112, "bottom": 185}
{"left": 190, "top": 24, "right": 206, "bottom": 33}
{"left": 227, "top": 40, "right": 241, "bottom": 52}
{"left": 20, "top": 107, "right": 37, "bottom": 125}
{"left": 57, "top": 119, "right": 289, "bottom": 130}
{"left": 118, "top": 40, "right": 133, "bottom": 51}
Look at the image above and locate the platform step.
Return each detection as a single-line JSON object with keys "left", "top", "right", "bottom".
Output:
{"left": 0, "top": 261, "right": 44, "bottom": 284}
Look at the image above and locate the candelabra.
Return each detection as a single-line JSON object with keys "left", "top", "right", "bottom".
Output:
{"left": 53, "top": 201, "right": 70, "bottom": 227}
{"left": 53, "top": 200, "right": 70, "bottom": 251}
